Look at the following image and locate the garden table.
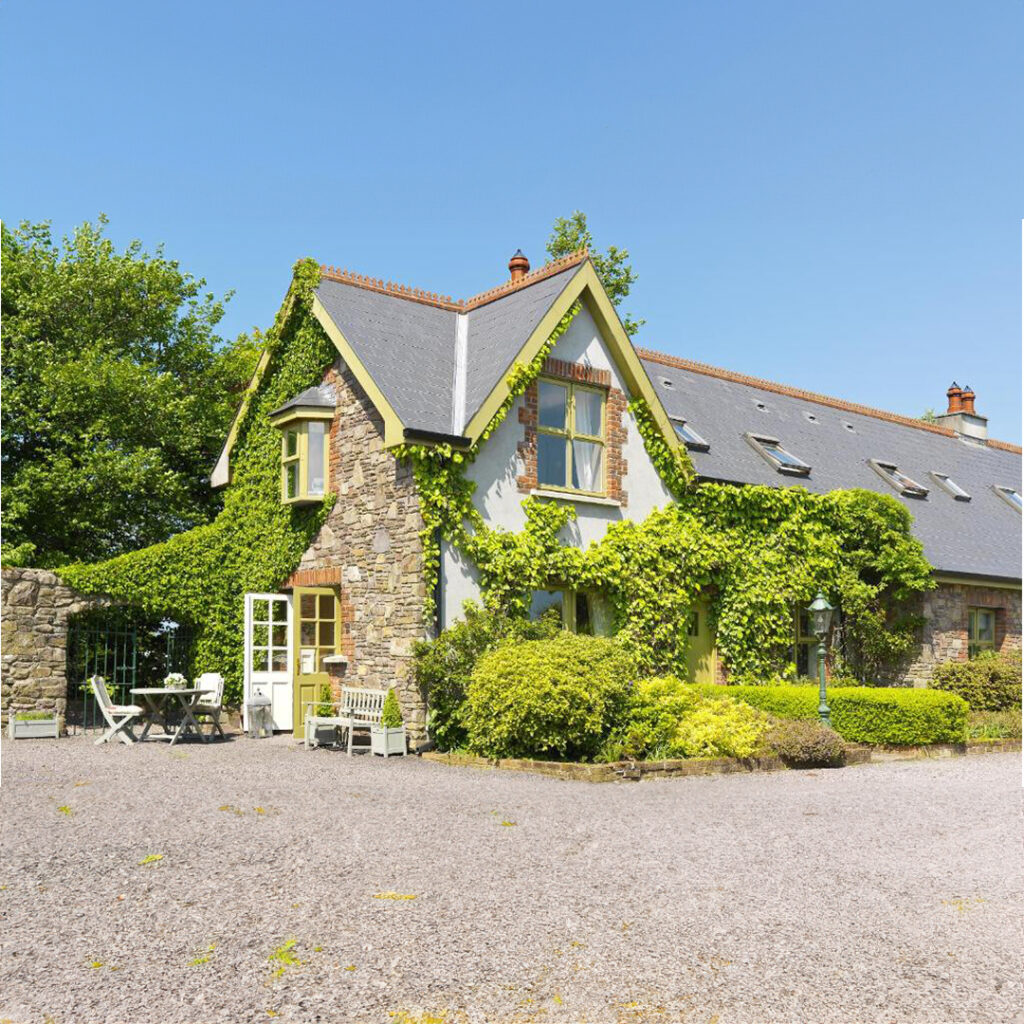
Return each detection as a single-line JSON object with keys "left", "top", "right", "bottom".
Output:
{"left": 129, "top": 688, "right": 210, "bottom": 746}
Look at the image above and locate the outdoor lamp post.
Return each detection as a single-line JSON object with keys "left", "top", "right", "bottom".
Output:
{"left": 807, "top": 592, "right": 834, "bottom": 726}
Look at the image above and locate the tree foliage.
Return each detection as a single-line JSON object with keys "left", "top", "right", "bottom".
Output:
{"left": 546, "top": 211, "right": 643, "bottom": 336}
{"left": 1, "top": 216, "right": 260, "bottom": 567}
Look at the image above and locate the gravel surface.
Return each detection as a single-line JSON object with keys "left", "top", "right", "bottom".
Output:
{"left": 1, "top": 734, "right": 1021, "bottom": 1024}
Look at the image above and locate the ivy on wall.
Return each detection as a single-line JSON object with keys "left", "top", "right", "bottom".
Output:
{"left": 59, "top": 259, "right": 336, "bottom": 705}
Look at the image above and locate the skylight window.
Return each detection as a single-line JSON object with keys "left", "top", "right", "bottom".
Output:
{"left": 993, "top": 485, "right": 1022, "bottom": 512}
{"left": 745, "top": 434, "right": 810, "bottom": 475}
{"left": 671, "top": 418, "right": 710, "bottom": 452}
{"left": 869, "top": 460, "right": 928, "bottom": 498}
{"left": 929, "top": 472, "right": 971, "bottom": 501}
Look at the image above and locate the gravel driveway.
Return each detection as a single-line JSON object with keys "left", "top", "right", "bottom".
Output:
{"left": 1, "top": 734, "right": 1021, "bottom": 1024}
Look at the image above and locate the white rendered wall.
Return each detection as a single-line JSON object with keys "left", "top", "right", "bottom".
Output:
{"left": 439, "top": 304, "right": 675, "bottom": 629}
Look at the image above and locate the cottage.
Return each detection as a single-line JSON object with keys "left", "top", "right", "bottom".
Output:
{"left": 2, "top": 248, "right": 1019, "bottom": 740}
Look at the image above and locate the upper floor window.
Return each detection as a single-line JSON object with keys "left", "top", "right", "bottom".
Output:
{"left": 993, "top": 485, "right": 1022, "bottom": 512}
{"left": 269, "top": 385, "right": 334, "bottom": 505}
{"left": 536, "top": 378, "right": 606, "bottom": 494}
{"left": 968, "top": 607, "right": 996, "bottom": 658}
{"left": 929, "top": 472, "right": 971, "bottom": 501}
{"left": 671, "top": 417, "right": 710, "bottom": 451}
{"left": 745, "top": 433, "right": 810, "bottom": 475}
{"left": 868, "top": 459, "right": 928, "bottom": 498}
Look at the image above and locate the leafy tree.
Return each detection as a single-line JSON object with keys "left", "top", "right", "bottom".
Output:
{"left": 920, "top": 408, "right": 938, "bottom": 423}
{"left": 1, "top": 216, "right": 260, "bottom": 567}
{"left": 546, "top": 210, "right": 644, "bottom": 336}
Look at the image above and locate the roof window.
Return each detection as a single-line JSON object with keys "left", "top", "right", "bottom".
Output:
{"left": 671, "top": 418, "right": 710, "bottom": 452}
{"left": 929, "top": 472, "right": 971, "bottom": 501}
{"left": 993, "top": 485, "right": 1022, "bottom": 512}
{"left": 745, "top": 434, "right": 810, "bottom": 475}
{"left": 869, "top": 459, "right": 928, "bottom": 498}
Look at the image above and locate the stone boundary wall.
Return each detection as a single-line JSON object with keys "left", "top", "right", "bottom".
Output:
{"left": 1, "top": 567, "right": 109, "bottom": 730}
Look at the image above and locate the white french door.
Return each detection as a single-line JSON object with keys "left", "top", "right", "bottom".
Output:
{"left": 243, "top": 593, "right": 293, "bottom": 731}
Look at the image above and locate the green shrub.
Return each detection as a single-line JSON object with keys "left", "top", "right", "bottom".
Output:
{"left": 381, "top": 689, "right": 403, "bottom": 728}
{"left": 761, "top": 717, "right": 846, "bottom": 767}
{"left": 967, "top": 710, "right": 1022, "bottom": 741}
{"left": 930, "top": 651, "right": 1022, "bottom": 711}
{"left": 315, "top": 682, "right": 334, "bottom": 717}
{"left": 414, "top": 602, "right": 560, "bottom": 751}
{"left": 597, "top": 676, "right": 700, "bottom": 761}
{"left": 464, "top": 633, "right": 634, "bottom": 760}
{"left": 15, "top": 711, "right": 55, "bottom": 721}
{"left": 692, "top": 682, "right": 968, "bottom": 745}
{"left": 668, "top": 694, "right": 768, "bottom": 759}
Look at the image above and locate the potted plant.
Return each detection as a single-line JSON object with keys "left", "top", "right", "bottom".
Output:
{"left": 370, "top": 689, "right": 407, "bottom": 757}
{"left": 309, "top": 682, "right": 343, "bottom": 747}
{"left": 7, "top": 710, "right": 60, "bottom": 739}
{"left": 163, "top": 672, "right": 189, "bottom": 690}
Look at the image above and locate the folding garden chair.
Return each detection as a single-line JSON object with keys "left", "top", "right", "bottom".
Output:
{"left": 193, "top": 672, "right": 226, "bottom": 738}
{"left": 90, "top": 675, "right": 143, "bottom": 746}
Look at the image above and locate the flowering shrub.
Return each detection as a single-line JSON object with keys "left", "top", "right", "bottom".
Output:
{"left": 668, "top": 694, "right": 769, "bottom": 759}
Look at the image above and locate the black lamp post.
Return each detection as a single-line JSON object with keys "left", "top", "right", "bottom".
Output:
{"left": 807, "top": 592, "right": 834, "bottom": 726}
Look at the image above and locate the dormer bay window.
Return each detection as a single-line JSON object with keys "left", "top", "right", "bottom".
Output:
{"left": 269, "top": 385, "right": 335, "bottom": 505}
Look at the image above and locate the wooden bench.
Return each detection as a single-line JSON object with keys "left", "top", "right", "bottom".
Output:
{"left": 303, "top": 686, "right": 387, "bottom": 756}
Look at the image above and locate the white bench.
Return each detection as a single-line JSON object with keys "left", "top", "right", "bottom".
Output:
{"left": 303, "top": 686, "right": 386, "bottom": 756}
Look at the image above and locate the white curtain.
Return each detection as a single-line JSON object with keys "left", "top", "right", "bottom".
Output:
{"left": 573, "top": 440, "right": 602, "bottom": 491}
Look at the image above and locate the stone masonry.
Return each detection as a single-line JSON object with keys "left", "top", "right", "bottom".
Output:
{"left": 287, "top": 357, "right": 428, "bottom": 739}
{"left": 898, "top": 581, "right": 1023, "bottom": 686}
{"left": 1, "top": 567, "right": 109, "bottom": 731}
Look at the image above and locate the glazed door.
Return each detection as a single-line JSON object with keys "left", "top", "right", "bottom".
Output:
{"left": 292, "top": 587, "right": 340, "bottom": 738}
{"left": 244, "top": 593, "right": 293, "bottom": 731}
{"left": 685, "top": 602, "right": 717, "bottom": 684}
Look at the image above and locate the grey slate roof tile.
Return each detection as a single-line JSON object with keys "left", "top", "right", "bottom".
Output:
{"left": 643, "top": 357, "right": 1022, "bottom": 580}
{"left": 270, "top": 383, "right": 336, "bottom": 418}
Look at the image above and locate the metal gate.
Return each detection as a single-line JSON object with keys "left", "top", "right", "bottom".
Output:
{"left": 66, "top": 609, "right": 194, "bottom": 733}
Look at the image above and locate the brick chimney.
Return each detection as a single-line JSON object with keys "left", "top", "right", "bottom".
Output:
{"left": 508, "top": 249, "right": 530, "bottom": 283}
{"left": 935, "top": 380, "right": 988, "bottom": 442}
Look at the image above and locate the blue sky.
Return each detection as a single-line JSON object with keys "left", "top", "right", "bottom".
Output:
{"left": 3, "top": 0, "right": 1021, "bottom": 441}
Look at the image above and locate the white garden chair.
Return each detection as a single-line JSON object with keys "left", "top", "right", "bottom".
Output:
{"left": 193, "top": 672, "right": 226, "bottom": 738}
{"left": 90, "top": 675, "right": 143, "bottom": 746}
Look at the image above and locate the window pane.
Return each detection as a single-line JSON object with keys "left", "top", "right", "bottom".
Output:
{"left": 307, "top": 422, "right": 326, "bottom": 495}
{"left": 252, "top": 647, "right": 269, "bottom": 673}
{"left": 253, "top": 599, "right": 269, "bottom": 622}
{"left": 300, "top": 621, "right": 316, "bottom": 645}
{"left": 252, "top": 624, "right": 269, "bottom": 647}
{"left": 575, "top": 592, "right": 593, "bottom": 635}
{"left": 763, "top": 443, "right": 806, "bottom": 468}
{"left": 318, "top": 594, "right": 335, "bottom": 619}
{"left": 285, "top": 431, "right": 298, "bottom": 457}
{"left": 271, "top": 624, "right": 287, "bottom": 647}
{"left": 271, "top": 650, "right": 288, "bottom": 672}
{"left": 319, "top": 621, "right": 335, "bottom": 646}
{"left": 529, "top": 589, "right": 564, "bottom": 624}
{"left": 286, "top": 462, "right": 299, "bottom": 499}
{"left": 976, "top": 611, "right": 994, "bottom": 643}
{"left": 571, "top": 440, "right": 603, "bottom": 491}
{"left": 300, "top": 594, "right": 316, "bottom": 618}
{"left": 688, "top": 611, "right": 699, "bottom": 637}
{"left": 575, "top": 389, "right": 603, "bottom": 436}
{"left": 538, "top": 381, "right": 567, "bottom": 430}
{"left": 537, "top": 433, "right": 567, "bottom": 487}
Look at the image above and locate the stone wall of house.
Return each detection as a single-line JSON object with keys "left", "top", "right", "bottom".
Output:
{"left": 897, "top": 581, "right": 1023, "bottom": 686}
{"left": 1, "top": 567, "right": 109, "bottom": 730}
{"left": 287, "top": 356, "right": 428, "bottom": 740}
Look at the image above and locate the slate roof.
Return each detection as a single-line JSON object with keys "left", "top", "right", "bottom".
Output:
{"left": 641, "top": 352, "right": 1022, "bottom": 581}
{"left": 269, "top": 383, "right": 336, "bottom": 418}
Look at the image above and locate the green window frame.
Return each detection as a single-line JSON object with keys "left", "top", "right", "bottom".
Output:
{"left": 968, "top": 607, "right": 996, "bottom": 658}
{"left": 277, "top": 417, "right": 330, "bottom": 505}
{"left": 535, "top": 377, "right": 607, "bottom": 495}
{"left": 529, "top": 587, "right": 610, "bottom": 635}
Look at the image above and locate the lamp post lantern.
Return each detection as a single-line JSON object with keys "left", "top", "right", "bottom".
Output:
{"left": 807, "top": 592, "right": 834, "bottom": 726}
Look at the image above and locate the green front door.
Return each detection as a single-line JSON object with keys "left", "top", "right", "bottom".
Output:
{"left": 685, "top": 602, "right": 717, "bottom": 684}
{"left": 292, "top": 587, "right": 340, "bottom": 737}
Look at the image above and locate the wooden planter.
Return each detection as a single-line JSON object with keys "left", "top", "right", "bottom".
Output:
{"left": 370, "top": 724, "right": 407, "bottom": 757}
{"left": 7, "top": 716, "right": 60, "bottom": 739}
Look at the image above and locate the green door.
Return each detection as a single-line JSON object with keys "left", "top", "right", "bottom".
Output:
{"left": 685, "top": 602, "right": 717, "bottom": 684}
{"left": 292, "top": 587, "right": 340, "bottom": 738}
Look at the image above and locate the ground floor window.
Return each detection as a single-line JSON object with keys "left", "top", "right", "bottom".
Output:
{"left": 792, "top": 606, "right": 823, "bottom": 680}
{"left": 529, "top": 588, "right": 612, "bottom": 635}
{"left": 968, "top": 607, "right": 996, "bottom": 658}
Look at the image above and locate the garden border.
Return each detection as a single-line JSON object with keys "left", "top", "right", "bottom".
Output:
{"left": 420, "top": 739, "right": 1019, "bottom": 783}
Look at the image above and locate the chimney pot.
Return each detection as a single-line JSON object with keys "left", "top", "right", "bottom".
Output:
{"left": 508, "top": 249, "right": 530, "bottom": 284}
{"left": 960, "top": 385, "right": 976, "bottom": 415}
{"left": 945, "top": 381, "right": 963, "bottom": 415}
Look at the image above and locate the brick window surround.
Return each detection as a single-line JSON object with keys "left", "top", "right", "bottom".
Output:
{"left": 516, "top": 358, "right": 628, "bottom": 504}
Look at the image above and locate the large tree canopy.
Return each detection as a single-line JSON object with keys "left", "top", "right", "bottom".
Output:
{"left": 1, "top": 216, "right": 260, "bottom": 567}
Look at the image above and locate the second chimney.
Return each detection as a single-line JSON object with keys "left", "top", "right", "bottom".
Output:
{"left": 508, "top": 249, "right": 530, "bottom": 283}
{"left": 945, "top": 382, "right": 963, "bottom": 414}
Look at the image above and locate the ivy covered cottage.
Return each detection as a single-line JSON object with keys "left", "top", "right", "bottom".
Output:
{"left": 2, "top": 249, "right": 1020, "bottom": 742}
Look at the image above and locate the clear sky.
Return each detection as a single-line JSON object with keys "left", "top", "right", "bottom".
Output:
{"left": 3, "top": 1, "right": 1021, "bottom": 442}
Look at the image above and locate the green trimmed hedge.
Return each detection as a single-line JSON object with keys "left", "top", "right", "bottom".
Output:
{"left": 929, "top": 651, "right": 1022, "bottom": 711}
{"left": 692, "top": 683, "right": 968, "bottom": 746}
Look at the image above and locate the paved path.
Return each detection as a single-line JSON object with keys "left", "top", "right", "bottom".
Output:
{"left": 1, "top": 735, "right": 1021, "bottom": 1023}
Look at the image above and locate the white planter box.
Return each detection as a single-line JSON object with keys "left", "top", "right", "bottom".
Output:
{"left": 8, "top": 716, "right": 60, "bottom": 739}
{"left": 370, "top": 724, "right": 407, "bottom": 757}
